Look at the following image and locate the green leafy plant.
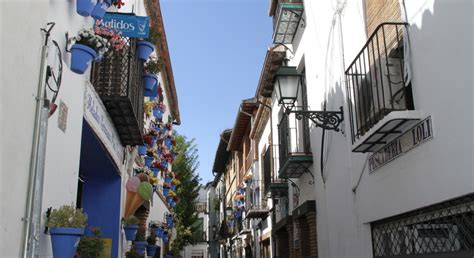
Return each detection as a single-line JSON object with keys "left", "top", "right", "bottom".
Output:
{"left": 213, "top": 197, "right": 220, "bottom": 211}
{"left": 76, "top": 227, "right": 104, "bottom": 258}
{"left": 125, "top": 249, "right": 139, "bottom": 258}
{"left": 145, "top": 56, "right": 163, "bottom": 75}
{"left": 135, "top": 233, "right": 146, "bottom": 241}
{"left": 47, "top": 204, "right": 87, "bottom": 228}
{"left": 123, "top": 215, "right": 139, "bottom": 225}
{"left": 147, "top": 234, "right": 156, "bottom": 245}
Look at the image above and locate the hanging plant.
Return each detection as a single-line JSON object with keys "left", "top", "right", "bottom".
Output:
{"left": 69, "top": 28, "right": 109, "bottom": 74}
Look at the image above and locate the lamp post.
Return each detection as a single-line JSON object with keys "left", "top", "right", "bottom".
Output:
{"left": 274, "top": 66, "right": 344, "bottom": 132}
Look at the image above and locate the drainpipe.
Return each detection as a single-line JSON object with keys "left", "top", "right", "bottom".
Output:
{"left": 21, "top": 25, "right": 51, "bottom": 258}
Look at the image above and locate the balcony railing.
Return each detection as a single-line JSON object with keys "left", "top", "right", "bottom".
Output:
{"left": 91, "top": 37, "right": 144, "bottom": 146}
{"left": 277, "top": 111, "right": 312, "bottom": 179}
{"left": 272, "top": 0, "right": 304, "bottom": 44}
{"left": 245, "top": 180, "right": 269, "bottom": 219}
{"left": 345, "top": 23, "right": 416, "bottom": 152}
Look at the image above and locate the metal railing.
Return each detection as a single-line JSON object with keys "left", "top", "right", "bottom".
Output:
{"left": 345, "top": 22, "right": 414, "bottom": 143}
{"left": 272, "top": 0, "right": 303, "bottom": 30}
{"left": 277, "top": 111, "right": 311, "bottom": 169}
{"left": 371, "top": 194, "right": 474, "bottom": 257}
{"left": 91, "top": 37, "right": 144, "bottom": 145}
{"left": 244, "top": 179, "right": 268, "bottom": 211}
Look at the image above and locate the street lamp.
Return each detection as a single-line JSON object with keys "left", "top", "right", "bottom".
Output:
{"left": 274, "top": 66, "right": 344, "bottom": 132}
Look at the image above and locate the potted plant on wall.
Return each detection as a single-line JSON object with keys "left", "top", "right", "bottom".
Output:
{"left": 76, "top": 0, "right": 95, "bottom": 17}
{"left": 91, "top": 0, "right": 113, "bottom": 20}
{"left": 123, "top": 215, "right": 139, "bottom": 241}
{"left": 125, "top": 249, "right": 139, "bottom": 258}
{"left": 76, "top": 226, "right": 104, "bottom": 258}
{"left": 146, "top": 234, "right": 158, "bottom": 257}
{"left": 70, "top": 28, "right": 109, "bottom": 74}
{"left": 47, "top": 204, "right": 87, "bottom": 258}
{"left": 133, "top": 234, "right": 147, "bottom": 255}
{"left": 143, "top": 57, "right": 161, "bottom": 91}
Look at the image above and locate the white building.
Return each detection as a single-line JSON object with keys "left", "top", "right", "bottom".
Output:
{"left": 0, "top": 0, "right": 180, "bottom": 257}
{"left": 264, "top": 0, "right": 473, "bottom": 257}
{"left": 212, "top": 0, "right": 473, "bottom": 257}
{"left": 182, "top": 186, "right": 210, "bottom": 258}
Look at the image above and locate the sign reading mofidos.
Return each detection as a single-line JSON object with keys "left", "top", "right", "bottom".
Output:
{"left": 369, "top": 117, "right": 433, "bottom": 172}
{"left": 100, "top": 13, "right": 150, "bottom": 38}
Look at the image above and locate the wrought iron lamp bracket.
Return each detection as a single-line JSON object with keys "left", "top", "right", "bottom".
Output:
{"left": 289, "top": 106, "right": 344, "bottom": 132}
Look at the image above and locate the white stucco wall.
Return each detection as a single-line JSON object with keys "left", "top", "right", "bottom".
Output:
{"left": 289, "top": 0, "right": 474, "bottom": 257}
{"left": 0, "top": 1, "right": 49, "bottom": 256}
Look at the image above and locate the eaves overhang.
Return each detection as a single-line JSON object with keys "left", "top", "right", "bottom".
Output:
{"left": 227, "top": 98, "right": 258, "bottom": 151}
{"left": 212, "top": 129, "right": 232, "bottom": 175}
{"left": 145, "top": 0, "right": 181, "bottom": 124}
{"left": 255, "top": 45, "right": 286, "bottom": 98}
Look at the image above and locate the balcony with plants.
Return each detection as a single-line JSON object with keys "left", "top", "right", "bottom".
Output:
{"left": 345, "top": 22, "right": 421, "bottom": 152}
{"left": 88, "top": 22, "right": 158, "bottom": 146}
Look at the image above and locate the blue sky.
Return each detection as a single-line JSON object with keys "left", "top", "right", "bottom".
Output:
{"left": 161, "top": 1, "right": 272, "bottom": 183}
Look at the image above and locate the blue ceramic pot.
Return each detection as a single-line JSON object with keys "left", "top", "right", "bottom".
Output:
{"left": 137, "top": 41, "right": 155, "bottom": 62}
{"left": 133, "top": 241, "right": 147, "bottom": 255}
{"left": 123, "top": 224, "right": 138, "bottom": 241}
{"left": 70, "top": 44, "right": 97, "bottom": 74}
{"left": 144, "top": 156, "right": 153, "bottom": 167}
{"left": 163, "top": 188, "right": 169, "bottom": 197}
{"left": 155, "top": 227, "right": 164, "bottom": 238}
{"left": 146, "top": 245, "right": 158, "bottom": 257}
{"left": 49, "top": 227, "right": 84, "bottom": 258}
{"left": 170, "top": 184, "right": 176, "bottom": 191}
{"left": 151, "top": 167, "right": 159, "bottom": 177}
{"left": 91, "top": 1, "right": 110, "bottom": 20}
{"left": 137, "top": 144, "right": 147, "bottom": 156}
{"left": 144, "top": 83, "right": 158, "bottom": 97}
{"left": 76, "top": 0, "right": 94, "bottom": 17}
{"left": 143, "top": 74, "right": 158, "bottom": 91}
{"left": 153, "top": 107, "right": 163, "bottom": 119}
{"left": 165, "top": 176, "right": 171, "bottom": 184}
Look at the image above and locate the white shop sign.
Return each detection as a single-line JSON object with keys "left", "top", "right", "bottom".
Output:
{"left": 84, "top": 82, "right": 124, "bottom": 170}
{"left": 369, "top": 116, "right": 433, "bottom": 172}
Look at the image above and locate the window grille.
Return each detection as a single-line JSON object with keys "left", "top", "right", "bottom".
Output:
{"left": 371, "top": 194, "right": 474, "bottom": 258}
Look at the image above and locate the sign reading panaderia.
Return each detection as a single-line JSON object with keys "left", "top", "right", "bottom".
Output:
{"left": 369, "top": 117, "right": 433, "bottom": 172}
{"left": 99, "top": 13, "right": 150, "bottom": 38}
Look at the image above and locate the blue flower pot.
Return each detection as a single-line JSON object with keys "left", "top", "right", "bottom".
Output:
{"left": 239, "top": 188, "right": 246, "bottom": 194}
{"left": 143, "top": 74, "right": 158, "bottom": 91}
{"left": 49, "top": 227, "right": 84, "bottom": 258}
{"left": 155, "top": 227, "right": 164, "bottom": 238}
{"left": 151, "top": 167, "right": 159, "bottom": 177}
{"left": 91, "top": 1, "right": 110, "bottom": 20}
{"left": 137, "top": 144, "right": 147, "bottom": 156}
{"left": 133, "top": 241, "right": 147, "bottom": 255}
{"left": 144, "top": 156, "right": 153, "bottom": 167}
{"left": 144, "top": 83, "right": 158, "bottom": 97}
{"left": 163, "top": 235, "right": 169, "bottom": 243}
{"left": 170, "top": 184, "right": 176, "bottom": 191}
{"left": 123, "top": 224, "right": 139, "bottom": 241}
{"left": 165, "top": 176, "right": 171, "bottom": 184}
{"left": 76, "top": 0, "right": 94, "bottom": 17}
{"left": 137, "top": 41, "right": 155, "bottom": 62}
{"left": 153, "top": 107, "right": 163, "bottom": 119}
{"left": 163, "top": 188, "right": 169, "bottom": 197}
{"left": 166, "top": 216, "right": 173, "bottom": 227}
{"left": 147, "top": 245, "right": 158, "bottom": 257}
{"left": 70, "top": 44, "right": 97, "bottom": 74}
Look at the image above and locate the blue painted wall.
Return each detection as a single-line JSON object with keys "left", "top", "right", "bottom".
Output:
{"left": 80, "top": 121, "right": 122, "bottom": 258}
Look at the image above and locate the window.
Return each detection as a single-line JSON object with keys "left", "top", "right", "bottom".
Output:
{"left": 371, "top": 194, "right": 474, "bottom": 257}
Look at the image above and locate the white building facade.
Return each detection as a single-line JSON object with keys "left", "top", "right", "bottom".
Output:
{"left": 1, "top": 0, "right": 180, "bottom": 257}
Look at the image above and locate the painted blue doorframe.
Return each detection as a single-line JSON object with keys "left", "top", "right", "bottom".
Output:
{"left": 80, "top": 121, "right": 122, "bottom": 258}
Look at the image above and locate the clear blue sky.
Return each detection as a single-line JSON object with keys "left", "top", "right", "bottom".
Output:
{"left": 161, "top": 0, "right": 272, "bottom": 183}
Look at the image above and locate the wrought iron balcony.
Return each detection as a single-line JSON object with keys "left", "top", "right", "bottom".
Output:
{"left": 244, "top": 180, "right": 269, "bottom": 219}
{"left": 91, "top": 37, "right": 144, "bottom": 146}
{"left": 345, "top": 22, "right": 420, "bottom": 152}
{"left": 277, "top": 111, "right": 313, "bottom": 179}
{"left": 272, "top": 0, "right": 304, "bottom": 44}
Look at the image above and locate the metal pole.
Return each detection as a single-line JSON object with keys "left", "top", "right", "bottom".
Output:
{"left": 21, "top": 42, "right": 50, "bottom": 258}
